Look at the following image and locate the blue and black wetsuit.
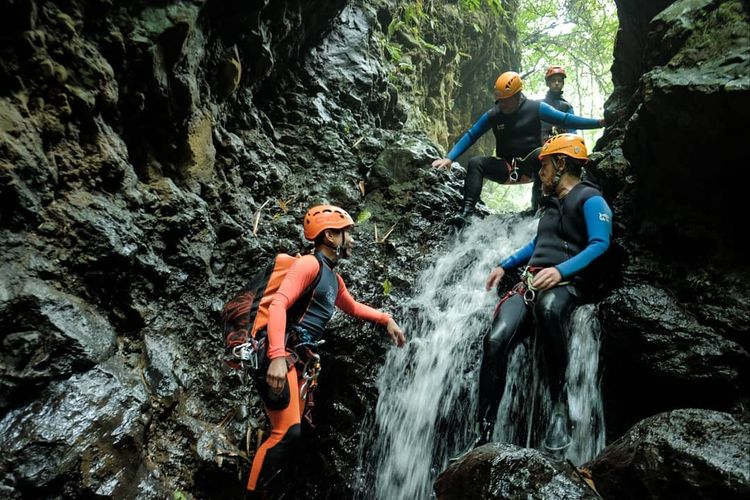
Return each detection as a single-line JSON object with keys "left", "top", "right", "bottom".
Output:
{"left": 541, "top": 90, "right": 575, "bottom": 141}
{"left": 477, "top": 181, "right": 612, "bottom": 427}
{"left": 446, "top": 94, "right": 602, "bottom": 211}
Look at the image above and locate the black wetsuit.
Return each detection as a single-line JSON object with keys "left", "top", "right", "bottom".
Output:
{"left": 477, "top": 182, "right": 612, "bottom": 427}
{"left": 446, "top": 96, "right": 602, "bottom": 212}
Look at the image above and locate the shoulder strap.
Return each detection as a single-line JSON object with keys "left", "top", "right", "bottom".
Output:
{"left": 305, "top": 252, "right": 325, "bottom": 295}
{"left": 286, "top": 253, "right": 325, "bottom": 323}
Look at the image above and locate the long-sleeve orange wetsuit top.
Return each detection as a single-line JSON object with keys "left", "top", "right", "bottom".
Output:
{"left": 266, "top": 253, "right": 391, "bottom": 359}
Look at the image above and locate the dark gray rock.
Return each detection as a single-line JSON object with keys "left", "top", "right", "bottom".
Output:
{"left": 435, "top": 443, "right": 599, "bottom": 500}
{"left": 594, "top": 0, "right": 750, "bottom": 440}
{"left": 587, "top": 409, "right": 750, "bottom": 500}
{"left": 0, "top": 273, "right": 117, "bottom": 411}
{"left": 0, "top": 358, "right": 155, "bottom": 499}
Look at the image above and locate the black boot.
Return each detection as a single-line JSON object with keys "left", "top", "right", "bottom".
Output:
{"left": 543, "top": 401, "right": 572, "bottom": 455}
{"left": 452, "top": 200, "right": 476, "bottom": 228}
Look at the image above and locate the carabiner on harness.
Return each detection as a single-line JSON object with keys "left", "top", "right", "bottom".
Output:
{"left": 299, "top": 352, "right": 322, "bottom": 402}
{"left": 293, "top": 339, "right": 325, "bottom": 401}
{"left": 508, "top": 158, "right": 520, "bottom": 182}
{"left": 520, "top": 266, "right": 539, "bottom": 305}
{"left": 231, "top": 341, "right": 260, "bottom": 371}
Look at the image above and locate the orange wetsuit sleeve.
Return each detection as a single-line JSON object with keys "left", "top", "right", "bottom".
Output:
{"left": 334, "top": 274, "right": 392, "bottom": 326}
{"left": 266, "top": 255, "right": 321, "bottom": 359}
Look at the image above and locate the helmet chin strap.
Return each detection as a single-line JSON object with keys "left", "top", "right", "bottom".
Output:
{"left": 551, "top": 156, "right": 565, "bottom": 190}
{"left": 323, "top": 232, "right": 349, "bottom": 260}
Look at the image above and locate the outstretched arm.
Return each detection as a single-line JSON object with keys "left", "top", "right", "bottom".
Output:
{"left": 335, "top": 275, "right": 406, "bottom": 346}
{"left": 567, "top": 105, "right": 580, "bottom": 135}
{"left": 540, "top": 102, "right": 604, "bottom": 130}
{"left": 432, "top": 111, "right": 493, "bottom": 168}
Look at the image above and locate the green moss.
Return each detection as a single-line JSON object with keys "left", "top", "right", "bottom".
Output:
{"left": 680, "top": 0, "right": 748, "bottom": 61}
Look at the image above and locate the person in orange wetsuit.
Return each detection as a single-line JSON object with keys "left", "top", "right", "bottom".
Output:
{"left": 246, "top": 205, "right": 406, "bottom": 497}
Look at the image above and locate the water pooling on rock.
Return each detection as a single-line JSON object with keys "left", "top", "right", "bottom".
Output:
{"left": 356, "top": 214, "right": 606, "bottom": 500}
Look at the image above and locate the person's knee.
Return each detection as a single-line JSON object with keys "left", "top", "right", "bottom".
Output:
{"left": 281, "top": 423, "right": 302, "bottom": 450}
{"left": 467, "top": 156, "right": 484, "bottom": 174}
{"left": 535, "top": 292, "right": 564, "bottom": 325}
{"left": 484, "top": 318, "right": 516, "bottom": 356}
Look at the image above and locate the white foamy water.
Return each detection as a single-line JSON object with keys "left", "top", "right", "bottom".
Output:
{"left": 356, "top": 214, "right": 605, "bottom": 500}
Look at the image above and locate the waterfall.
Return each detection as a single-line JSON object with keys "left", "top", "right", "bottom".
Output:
{"left": 355, "top": 214, "right": 606, "bottom": 500}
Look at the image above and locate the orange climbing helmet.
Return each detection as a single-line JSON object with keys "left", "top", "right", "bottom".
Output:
{"left": 539, "top": 134, "right": 588, "bottom": 161}
{"left": 303, "top": 205, "right": 354, "bottom": 241}
{"left": 545, "top": 66, "right": 567, "bottom": 80}
{"left": 494, "top": 71, "right": 523, "bottom": 99}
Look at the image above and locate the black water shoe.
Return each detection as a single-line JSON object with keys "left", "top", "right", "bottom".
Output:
{"left": 543, "top": 403, "right": 572, "bottom": 455}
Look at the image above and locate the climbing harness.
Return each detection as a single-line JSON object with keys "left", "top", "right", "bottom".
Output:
{"left": 502, "top": 147, "right": 542, "bottom": 184}
{"left": 288, "top": 338, "right": 325, "bottom": 426}
{"left": 496, "top": 266, "right": 543, "bottom": 307}
{"left": 520, "top": 266, "right": 540, "bottom": 304}
{"left": 294, "top": 341, "right": 324, "bottom": 402}
{"left": 497, "top": 266, "right": 571, "bottom": 308}
{"left": 231, "top": 337, "right": 266, "bottom": 370}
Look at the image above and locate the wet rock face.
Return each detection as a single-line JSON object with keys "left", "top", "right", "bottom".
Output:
{"left": 435, "top": 443, "right": 599, "bottom": 500}
{"left": 586, "top": 409, "right": 750, "bottom": 500}
{"left": 625, "top": 0, "right": 749, "bottom": 262}
{"left": 0, "top": 274, "right": 117, "bottom": 410}
{"left": 0, "top": 360, "right": 152, "bottom": 499}
{"left": 602, "top": 0, "right": 749, "bottom": 261}
{"left": 599, "top": 283, "right": 749, "bottom": 436}
{"left": 610, "top": 0, "right": 675, "bottom": 93}
{"left": 0, "top": 0, "right": 513, "bottom": 497}
{"left": 594, "top": 0, "right": 750, "bottom": 439}
{"left": 1, "top": 0, "right": 746, "bottom": 496}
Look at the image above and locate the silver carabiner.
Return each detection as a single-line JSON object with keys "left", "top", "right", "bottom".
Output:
{"left": 299, "top": 353, "right": 321, "bottom": 401}
{"left": 508, "top": 158, "right": 519, "bottom": 182}
{"left": 233, "top": 342, "right": 259, "bottom": 370}
{"left": 523, "top": 288, "right": 536, "bottom": 304}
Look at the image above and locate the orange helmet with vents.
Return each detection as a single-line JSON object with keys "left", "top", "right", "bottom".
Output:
{"left": 539, "top": 134, "right": 588, "bottom": 161}
{"left": 494, "top": 71, "right": 523, "bottom": 99}
{"left": 303, "top": 205, "right": 354, "bottom": 241}
{"left": 545, "top": 66, "right": 567, "bottom": 80}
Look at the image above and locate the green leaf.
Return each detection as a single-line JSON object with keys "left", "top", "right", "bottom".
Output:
{"left": 382, "top": 278, "right": 393, "bottom": 296}
{"left": 356, "top": 210, "right": 372, "bottom": 223}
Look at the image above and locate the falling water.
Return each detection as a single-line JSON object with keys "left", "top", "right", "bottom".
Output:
{"left": 355, "top": 214, "right": 606, "bottom": 500}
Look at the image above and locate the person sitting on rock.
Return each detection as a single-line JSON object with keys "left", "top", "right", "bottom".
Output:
{"left": 541, "top": 66, "right": 576, "bottom": 142}
{"left": 431, "top": 71, "right": 605, "bottom": 225}
{"left": 246, "top": 205, "right": 406, "bottom": 497}
{"left": 477, "top": 134, "right": 612, "bottom": 454}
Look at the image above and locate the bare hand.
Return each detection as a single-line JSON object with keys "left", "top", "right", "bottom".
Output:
{"left": 485, "top": 266, "right": 506, "bottom": 291}
{"left": 432, "top": 158, "right": 453, "bottom": 170}
{"left": 266, "top": 357, "right": 288, "bottom": 393}
{"left": 530, "top": 267, "right": 562, "bottom": 291}
{"left": 386, "top": 318, "right": 406, "bottom": 347}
